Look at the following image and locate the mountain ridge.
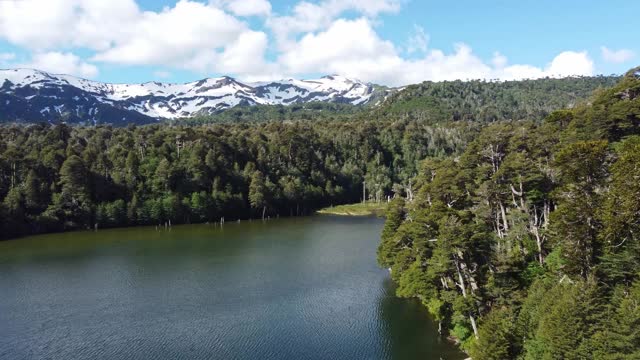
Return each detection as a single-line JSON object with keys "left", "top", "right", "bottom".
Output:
{"left": 0, "top": 68, "right": 391, "bottom": 125}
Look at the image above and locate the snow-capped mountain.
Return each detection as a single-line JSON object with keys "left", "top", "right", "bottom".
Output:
{"left": 0, "top": 69, "right": 391, "bottom": 125}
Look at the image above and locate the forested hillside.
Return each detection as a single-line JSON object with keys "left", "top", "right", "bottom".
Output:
{"left": 175, "top": 102, "right": 363, "bottom": 125}
{"left": 377, "top": 68, "right": 640, "bottom": 359}
{"left": 375, "top": 75, "right": 620, "bottom": 123}
{"left": 0, "top": 119, "right": 474, "bottom": 240}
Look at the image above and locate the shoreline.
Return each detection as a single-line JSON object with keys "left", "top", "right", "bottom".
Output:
{"left": 316, "top": 202, "right": 388, "bottom": 217}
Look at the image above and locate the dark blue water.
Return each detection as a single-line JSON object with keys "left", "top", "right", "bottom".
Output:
{"left": 0, "top": 215, "right": 465, "bottom": 360}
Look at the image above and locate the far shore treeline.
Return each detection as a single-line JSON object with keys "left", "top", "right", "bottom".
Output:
{"left": 0, "top": 118, "right": 472, "bottom": 239}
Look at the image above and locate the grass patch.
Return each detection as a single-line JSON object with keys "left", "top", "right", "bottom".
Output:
{"left": 316, "top": 202, "right": 388, "bottom": 216}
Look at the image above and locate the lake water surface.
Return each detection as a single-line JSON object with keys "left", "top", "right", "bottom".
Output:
{"left": 0, "top": 215, "right": 465, "bottom": 360}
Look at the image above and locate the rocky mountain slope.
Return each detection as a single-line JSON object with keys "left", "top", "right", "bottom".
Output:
{"left": 0, "top": 69, "right": 390, "bottom": 125}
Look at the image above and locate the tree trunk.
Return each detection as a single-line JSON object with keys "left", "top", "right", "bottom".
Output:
{"left": 454, "top": 257, "right": 467, "bottom": 298}
{"left": 455, "top": 254, "right": 479, "bottom": 339}
{"left": 530, "top": 205, "right": 546, "bottom": 265}
{"left": 495, "top": 209, "right": 504, "bottom": 239}
{"left": 534, "top": 228, "right": 544, "bottom": 265}
{"left": 469, "top": 315, "right": 479, "bottom": 340}
{"left": 362, "top": 181, "right": 366, "bottom": 204}
{"left": 11, "top": 162, "right": 16, "bottom": 189}
{"left": 500, "top": 202, "right": 509, "bottom": 232}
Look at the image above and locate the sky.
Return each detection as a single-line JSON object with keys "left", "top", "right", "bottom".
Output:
{"left": 0, "top": 0, "right": 637, "bottom": 86}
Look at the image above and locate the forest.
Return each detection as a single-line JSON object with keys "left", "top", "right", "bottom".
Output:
{"left": 0, "top": 118, "right": 474, "bottom": 239}
{"left": 377, "top": 68, "right": 640, "bottom": 359}
{"left": 375, "top": 75, "right": 620, "bottom": 123}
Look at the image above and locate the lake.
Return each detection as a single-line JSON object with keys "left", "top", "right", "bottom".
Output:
{"left": 0, "top": 215, "right": 465, "bottom": 360}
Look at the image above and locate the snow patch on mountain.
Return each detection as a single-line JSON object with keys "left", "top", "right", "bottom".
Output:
{"left": 0, "top": 69, "right": 387, "bottom": 123}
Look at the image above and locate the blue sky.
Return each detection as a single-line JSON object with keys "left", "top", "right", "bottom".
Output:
{"left": 0, "top": 0, "right": 637, "bottom": 86}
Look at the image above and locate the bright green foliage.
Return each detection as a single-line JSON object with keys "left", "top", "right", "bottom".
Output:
{"left": 377, "top": 68, "right": 640, "bottom": 358}
{"left": 375, "top": 76, "right": 619, "bottom": 124}
{"left": 248, "top": 170, "right": 267, "bottom": 218}
{"left": 599, "top": 136, "right": 640, "bottom": 284}
{"left": 469, "top": 307, "right": 517, "bottom": 360}
{"left": 59, "top": 155, "right": 89, "bottom": 197}
{"left": 524, "top": 279, "right": 603, "bottom": 359}
{"left": 396, "top": 258, "right": 434, "bottom": 299}
{"left": 0, "top": 119, "right": 470, "bottom": 239}
{"left": 551, "top": 140, "right": 608, "bottom": 278}
{"left": 178, "top": 102, "right": 365, "bottom": 125}
{"left": 590, "top": 280, "right": 640, "bottom": 359}
{"left": 377, "top": 197, "right": 405, "bottom": 267}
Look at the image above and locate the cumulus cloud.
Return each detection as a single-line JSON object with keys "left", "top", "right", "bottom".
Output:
{"left": 0, "top": 0, "right": 603, "bottom": 85}
{"left": 491, "top": 52, "right": 508, "bottom": 68}
{"left": 279, "top": 18, "right": 396, "bottom": 75}
{"left": 277, "top": 17, "right": 594, "bottom": 86}
{"left": 92, "top": 1, "right": 247, "bottom": 66}
{"left": 153, "top": 70, "right": 172, "bottom": 79}
{"left": 406, "top": 25, "right": 429, "bottom": 55}
{"left": 213, "top": 0, "right": 272, "bottom": 17}
{"left": 0, "top": 0, "right": 139, "bottom": 50}
{"left": 545, "top": 51, "right": 594, "bottom": 77}
{"left": 0, "top": 52, "right": 16, "bottom": 63}
{"left": 267, "top": 0, "right": 400, "bottom": 50}
{"left": 0, "top": 0, "right": 270, "bottom": 77}
{"left": 21, "top": 52, "right": 99, "bottom": 78}
{"left": 601, "top": 46, "right": 635, "bottom": 64}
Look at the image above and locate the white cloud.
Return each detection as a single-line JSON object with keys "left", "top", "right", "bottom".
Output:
{"left": 497, "top": 64, "right": 544, "bottom": 81}
{"left": 0, "top": 0, "right": 603, "bottom": 85}
{"left": 0, "top": 0, "right": 140, "bottom": 50}
{"left": 0, "top": 52, "right": 16, "bottom": 63}
{"left": 406, "top": 25, "right": 429, "bottom": 55}
{"left": 279, "top": 18, "right": 396, "bottom": 75}
{"left": 601, "top": 46, "right": 635, "bottom": 64}
{"left": 92, "top": 1, "right": 249, "bottom": 66}
{"left": 268, "top": 0, "right": 400, "bottom": 50}
{"left": 0, "top": 0, "right": 271, "bottom": 77}
{"left": 179, "top": 29, "right": 279, "bottom": 80}
{"left": 278, "top": 18, "right": 594, "bottom": 86}
{"left": 213, "top": 0, "right": 272, "bottom": 17}
{"left": 21, "top": 52, "right": 99, "bottom": 78}
{"left": 544, "top": 51, "right": 594, "bottom": 77}
{"left": 153, "top": 70, "right": 172, "bottom": 79}
{"left": 217, "top": 31, "right": 273, "bottom": 74}
{"left": 491, "top": 52, "right": 508, "bottom": 68}
{"left": 495, "top": 51, "right": 594, "bottom": 81}
{"left": 90, "top": 0, "right": 273, "bottom": 77}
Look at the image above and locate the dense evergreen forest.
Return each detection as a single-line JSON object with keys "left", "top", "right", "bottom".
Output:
{"left": 378, "top": 68, "right": 640, "bottom": 359}
{"left": 375, "top": 75, "right": 620, "bottom": 123}
{"left": 175, "top": 102, "right": 364, "bottom": 125}
{"left": 0, "top": 118, "right": 474, "bottom": 239}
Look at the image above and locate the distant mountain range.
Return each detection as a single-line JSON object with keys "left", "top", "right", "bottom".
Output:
{"left": 0, "top": 68, "right": 622, "bottom": 126}
{"left": 0, "top": 69, "right": 393, "bottom": 125}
